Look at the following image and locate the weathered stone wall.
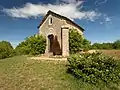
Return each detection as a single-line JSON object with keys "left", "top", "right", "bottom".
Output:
{"left": 65, "top": 21, "right": 83, "bottom": 35}
{"left": 61, "top": 26, "right": 69, "bottom": 56}
{"left": 39, "top": 13, "right": 83, "bottom": 56}
{"left": 39, "top": 14, "right": 66, "bottom": 53}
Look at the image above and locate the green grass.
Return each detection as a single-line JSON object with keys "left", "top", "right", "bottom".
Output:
{"left": 0, "top": 56, "right": 119, "bottom": 90}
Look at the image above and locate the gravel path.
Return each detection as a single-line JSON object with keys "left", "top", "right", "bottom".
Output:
{"left": 28, "top": 56, "right": 67, "bottom": 61}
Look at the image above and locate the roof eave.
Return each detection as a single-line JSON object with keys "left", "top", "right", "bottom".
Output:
{"left": 37, "top": 10, "right": 85, "bottom": 32}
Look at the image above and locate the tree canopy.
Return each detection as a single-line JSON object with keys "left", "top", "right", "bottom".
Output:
{"left": 15, "top": 34, "right": 46, "bottom": 55}
{"left": 69, "top": 29, "right": 91, "bottom": 53}
{"left": 0, "top": 41, "right": 14, "bottom": 59}
{"left": 91, "top": 40, "right": 120, "bottom": 50}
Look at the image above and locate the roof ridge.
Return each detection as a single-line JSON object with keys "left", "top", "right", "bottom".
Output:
{"left": 37, "top": 10, "right": 84, "bottom": 31}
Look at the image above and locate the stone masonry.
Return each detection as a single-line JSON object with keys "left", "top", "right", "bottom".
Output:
{"left": 37, "top": 10, "right": 84, "bottom": 57}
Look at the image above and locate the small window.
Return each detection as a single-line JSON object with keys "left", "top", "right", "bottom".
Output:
{"left": 49, "top": 18, "right": 52, "bottom": 25}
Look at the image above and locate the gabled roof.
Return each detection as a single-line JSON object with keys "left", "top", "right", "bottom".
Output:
{"left": 37, "top": 10, "right": 84, "bottom": 31}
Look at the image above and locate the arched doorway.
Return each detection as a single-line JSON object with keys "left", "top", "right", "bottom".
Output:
{"left": 48, "top": 34, "right": 61, "bottom": 55}
{"left": 48, "top": 34, "right": 54, "bottom": 52}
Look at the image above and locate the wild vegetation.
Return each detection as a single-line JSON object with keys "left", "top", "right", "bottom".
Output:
{"left": 67, "top": 53, "right": 120, "bottom": 86}
{"left": 1, "top": 29, "right": 120, "bottom": 89}
{"left": 69, "top": 29, "right": 91, "bottom": 53}
{"left": 0, "top": 56, "right": 120, "bottom": 90}
{"left": 15, "top": 34, "right": 46, "bottom": 55}
{"left": 92, "top": 40, "right": 120, "bottom": 49}
{"left": 0, "top": 41, "right": 15, "bottom": 59}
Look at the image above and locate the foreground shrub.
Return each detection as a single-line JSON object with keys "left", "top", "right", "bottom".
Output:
{"left": 15, "top": 34, "right": 46, "bottom": 55}
{"left": 0, "top": 41, "right": 15, "bottom": 59}
{"left": 69, "top": 29, "right": 91, "bottom": 53}
{"left": 67, "top": 53, "right": 120, "bottom": 85}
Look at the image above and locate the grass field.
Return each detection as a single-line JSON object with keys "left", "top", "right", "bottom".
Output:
{"left": 100, "top": 50, "right": 120, "bottom": 59}
{"left": 0, "top": 56, "right": 119, "bottom": 90}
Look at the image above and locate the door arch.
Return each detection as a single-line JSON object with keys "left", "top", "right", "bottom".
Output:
{"left": 48, "top": 34, "right": 54, "bottom": 52}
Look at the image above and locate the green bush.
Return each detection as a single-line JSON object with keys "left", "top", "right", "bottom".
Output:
{"left": 15, "top": 34, "right": 46, "bottom": 55}
{"left": 91, "top": 43, "right": 113, "bottom": 50}
{"left": 113, "top": 40, "right": 120, "bottom": 49}
{"left": 91, "top": 39, "right": 120, "bottom": 50}
{"left": 0, "top": 41, "right": 15, "bottom": 59}
{"left": 69, "top": 29, "right": 91, "bottom": 53}
{"left": 67, "top": 53, "right": 120, "bottom": 85}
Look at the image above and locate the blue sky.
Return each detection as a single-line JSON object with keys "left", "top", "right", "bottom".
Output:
{"left": 0, "top": 0, "right": 120, "bottom": 47}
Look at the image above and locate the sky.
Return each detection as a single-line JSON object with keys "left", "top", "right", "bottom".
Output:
{"left": 0, "top": 0, "right": 120, "bottom": 47}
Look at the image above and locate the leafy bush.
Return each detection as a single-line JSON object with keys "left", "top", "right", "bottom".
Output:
{"left": 67, "top": 53, "right": 120, "bottom": 85}
{"left": 15, "top": 34, "right": 46, "bottom": 55}
{"left": 69, "top": 29, "right": 91, "bottom": 53}
{"left": 91, "top": 39, "right": 120, "bottom": 50}
{"left": 0, "top": 41, "right": 15, "bottom": 59}
{"left": 15, "top": 41, "right": 30, "bottom": 55}
{"left": 113, "top": 40, "right": 120, "bottom": 49}
{"left": 92, "top": 43, "right": 113, "bottom": 50}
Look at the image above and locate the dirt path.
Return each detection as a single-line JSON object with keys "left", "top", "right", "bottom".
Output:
{"left": 28, "top": 56, "right": 67, "bottom": 61}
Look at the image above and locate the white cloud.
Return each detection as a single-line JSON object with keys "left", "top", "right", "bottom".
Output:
{"left": 95, "top": 0, "right": 108, "bottom": 5}
{"left": 105, "top": 17, "right": 111, "bottom": 22}
{"left": 61, "top": 0, "right": 82, "bottom": 3}
{"left": 99, "top": 15, "right": 112, "bottom": 25}
{"left": 61, "top": 0, "right": 77, "bottom": 3}
{"left": 2, "top": 2, "right": 100, "bottom": 21}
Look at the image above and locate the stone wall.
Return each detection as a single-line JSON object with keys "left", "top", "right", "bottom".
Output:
{"left": 39, "top": 14, "right": 66, "bottom": 53}
{"left": 39, "top": 13, "right": 83, "bottom": 56}
{"left": 61, "top": 26, "right": 69, "bottom": 56}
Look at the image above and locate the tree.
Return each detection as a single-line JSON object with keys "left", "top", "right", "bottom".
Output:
{"left": 69, "top": 29, "right": 91, "bottom": 53}
{"left": 15, "top": 34, "right": 46, "bottom": 55}
{"left": 113, "top": 40, "right": 120, "bottom": 49}
{"left": 92, "top": 43, "right": 103, "bottom": 49}
{"left": 15, "top": 41, "right": 30, "bottom": 55}
{"left": 82, "top": 38, "right": 91, "bottom": 51}
{"left": 91, "top": 41, "right": 120, "bottom": 50}
{"left": 0, "top": 41, "right": 14, "bottom": 59}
